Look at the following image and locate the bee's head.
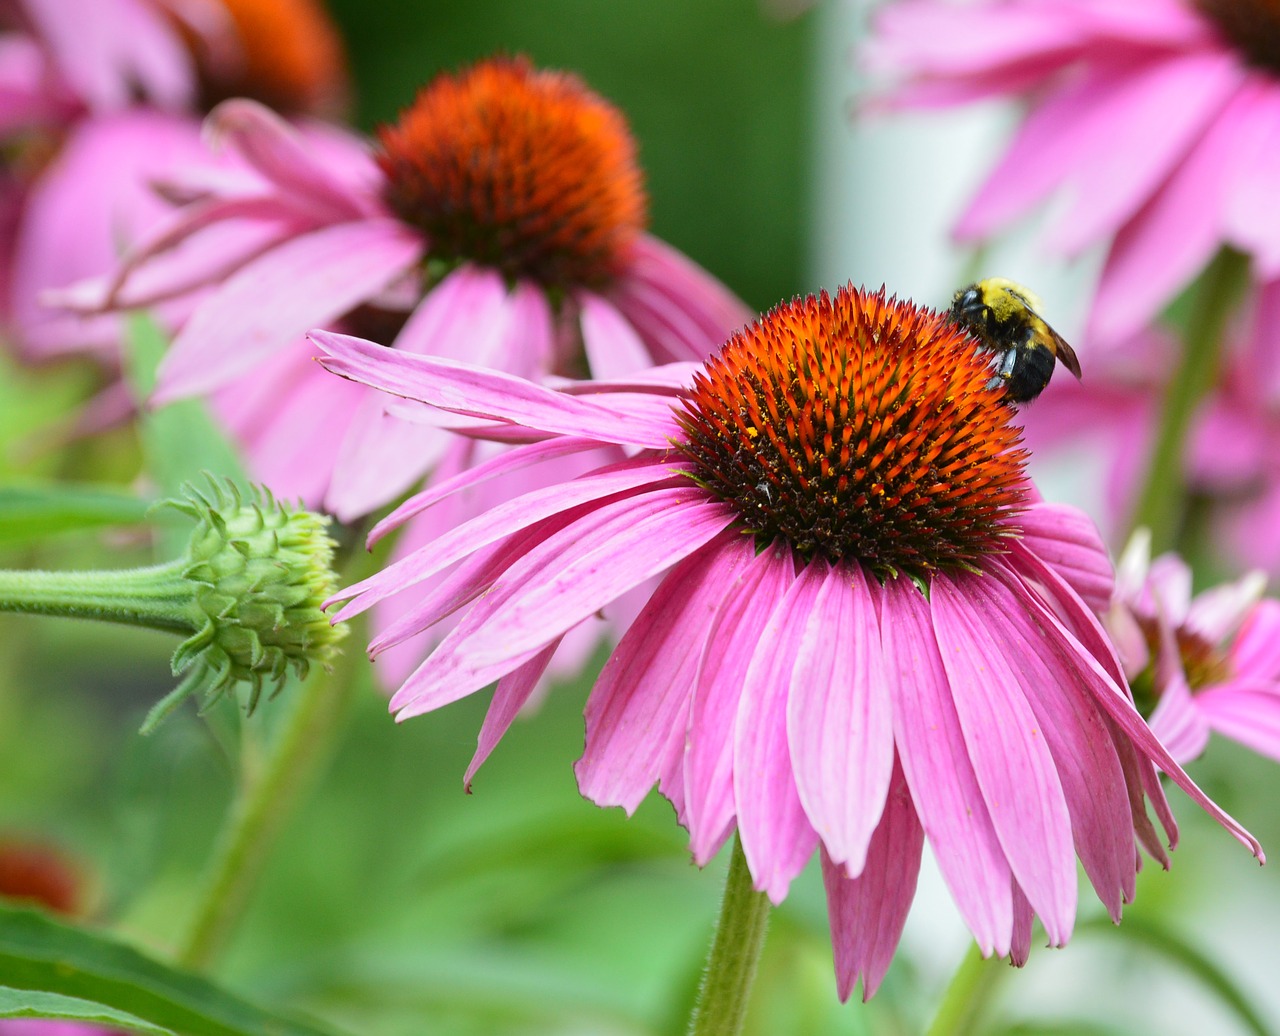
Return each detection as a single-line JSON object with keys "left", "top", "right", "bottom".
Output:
{"left": 948, "top": 284, "right": 987, "bottom": 325}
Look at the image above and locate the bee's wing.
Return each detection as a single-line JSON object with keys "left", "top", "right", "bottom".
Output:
{"left": 1046, "top": 325, "right": 1082, "bottom": 379}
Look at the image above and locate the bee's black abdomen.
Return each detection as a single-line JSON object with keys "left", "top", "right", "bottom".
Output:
{"left": 1004, "top": 345, "right": 1056, "bottom": 403}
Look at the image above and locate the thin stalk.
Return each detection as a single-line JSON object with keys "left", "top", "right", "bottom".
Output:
{"left": 176, "top": 646, "right": 359, "bottom": 970}
{"left": 0, "top": 561, "right": 193, "bottom": 630}
{"left": 924, "top": 943, "right": 1003, "bottom": 1036}
{"left": 1129, "top": 249, "right": 1247, "bottom": 552}
{"left": 687, "top": 835, "right": 771, "bottom": 1036}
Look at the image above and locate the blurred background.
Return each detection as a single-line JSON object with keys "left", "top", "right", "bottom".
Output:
{"left": 2, "top": 1, "right": 1278, "bottom": 1034}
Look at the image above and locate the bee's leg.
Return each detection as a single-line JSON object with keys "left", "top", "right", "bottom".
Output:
{"left": 985, "top": 348, "right": 1017, "bottom": 391}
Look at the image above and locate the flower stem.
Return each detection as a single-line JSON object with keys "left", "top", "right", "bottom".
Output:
{"left": 0, "top": 562, "right": 194, "bottom": 631}
{"left": 176, "top": 646, "right": 359, "bottom": 970}
{"left": 1129, "top": 248, "right": 1247, "bottom": 553}
{"left": 924, "top": 943, "right": 1002, "bottom": 1036}
{"left": 687, "top": 835, "right": 771, "bottom": 1036}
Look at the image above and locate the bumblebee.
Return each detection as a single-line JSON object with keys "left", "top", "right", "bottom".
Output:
{"left": 947, "top": 278, "right": 1082, "bottom": 403}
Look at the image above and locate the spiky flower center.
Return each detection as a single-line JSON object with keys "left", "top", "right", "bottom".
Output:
{"left": 1130, "top": 617, "right": 1232, "bottom": 718}
{"left": 196, "top": 0, "right": 348, "bottom": 117}
{"left": 1196, "top": 0, "right": 1280, "bottom": 74}
{"left": 377, "top": 56, "right": 647, "bottom": 291}
{"left": 676, "top": 285, "right": 1030, "bottom": 578}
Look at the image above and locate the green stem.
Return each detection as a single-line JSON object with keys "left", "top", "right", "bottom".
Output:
{"left": 687, "top": 835, "right": 771, "bottom": 1036}
{"left": 924, "top": 943, "right": 1003, "bottom": 1036}
{"left": 1128, "top": 249, "right": 1247, "bottom": 553}
{"left": 176, "top": 648, "right": 359, "bottom": 970}
{"left": 0, "top": 561, "right": 194, "bottom": 631}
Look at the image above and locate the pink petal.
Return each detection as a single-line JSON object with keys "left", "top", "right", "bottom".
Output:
{"left": 575, "top": 532, "right": 743, "bottom": 814}
{"left": 1230, "top": 600, "right": 1280, "bottom": 682}
{"left": 879, "top": 574, "right": 1013, "bottom": 956}
{"left": 609, "top": 235, "right": 750, "bottom": 364}
{"left": 464, "top": 639, "right": 561, "bottom": 789}
{"left": 330, "top": 455, "right": 686, "bottom": 620}
{"left": 733, "top": 561, "right": 823, "bottom": 904}
{"left": 1196, "top": 684, "right": 1280, "bottom": 763}
{"left": 684, "top": 540, "right": 795, "bottom": 865}
{"left": 463, "top": 489, "right": 736, "bottom": 666}
{"left": 1009, "top": 881, "right": 1034, "bottom": 968}
{"left": 392, "top": 488, "right": 733, "bottom": 718}
{"left": 1185, "top": 572, "right": 1266, "bottom": 646}
{"left": 579, "top": 291, "right": 656, "bottom": 379}
{"left": 979, "top": 562, "right": 1137, "bottom": 921}
{"left": 957, "top": 53, "right": 1241, "bottom": 246}
{"left": 324, "top": 267, "right": 517, "bottom": 520}
{"left": 931, "top": 571, "right": 1077, "bottom": 947}
{"left": 1008, "top": 545, "right": 1265, "bottom": 863}
{"left": 368, "top": 436, "right": 603, "bottom": 546}
{"left": 1089, "top": 78, "right": 1262, "bottom": 343}
{"left": 156, "top": 218, "right": 422, "bottom": 402}
{"left": 313, "top": 329, "right": 684, "bottom": 449}
{"left": 787, "top": 561, "right": 894, "bottom": 877}
{"left": 1015, "top": 502, "right": 1114, "bottom": 614}
{"left": 1223, "top": 84, "right": 1280, "bottom": 277}
{"left": 821, "top": 759, "right": 925, "bottom": 1002}
{"left": 204, "top": 99, "right": 373, "bottom": 220}
{"left": 1147, "top": 669, "right": 1211, "bottom": 765}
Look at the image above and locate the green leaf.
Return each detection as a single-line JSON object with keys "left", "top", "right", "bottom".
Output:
{"left": 0, "top": 985, "right": 173, "bottom": 1033}
{"left": 0, "top": 483, "right": 151, "bottom": 545}
{"left": 122, "top": 313, "right": 244, "bottom": 523}
{"left": 0, "top": 905, "right": 347, "bottom": 1036}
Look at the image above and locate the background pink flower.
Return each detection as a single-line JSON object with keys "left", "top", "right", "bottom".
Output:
{"left": 865, "top": 0, "right": 1280, "bottom": 345}
{"left": 312, "top": 284, "right": 1262, "bottom": 1000}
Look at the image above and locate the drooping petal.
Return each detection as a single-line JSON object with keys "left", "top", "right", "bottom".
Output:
{"left": 329, "top": 455, "right": 685, "bottom": 619}
{"left": 821, "top": 759, "right": 925, "bottom": 1002}
{"left": 156, "top": 219, "right": 422, "bottom": 402}
{"left": 1009, "top": 881, "right": 1035, "bottom": 968}
{"left": 980, "top": 561, "right": 1138, "bottom": 920}
{"left": 462, "top": 490, "right": 736, "bottom": 666}
{"left": 787, "top": 561, "right": 894, "bottom": 877}
{"left": 931, "top": 571, "right": 1077, "bottom": 947}
{"left": 579, "top": 291, "right": 656, "bottom": 379}
{"left": 1014, "top": 503, "right": 1114, "bottom": 613}
{"left": 313, "top": 329, "right": 684, "bottom": 449}
{"left": 464, "top": 639, "right": 561, "bottom": 789}
{"left": 576, "top": 532, "right": 743, "bottom": 814}
{"left": 734, "top": 563, "right": 824, "bottom": 904}
{"left": 684, "top": 541, "right": 795, "bottom": 865}
{"left": 1147, "top": 669, "right": 1211, "bottom": 765}
{"left": 879, "top": 574, "right": 1014, "bottom": 956}
{"left": 391, "top": 487, "right": 733, "bottom": 717}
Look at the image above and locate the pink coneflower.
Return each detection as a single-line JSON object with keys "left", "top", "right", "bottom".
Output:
{"left": 1109, "top": 530, "right": 1280, "bottom": 764}
{"left": 1, "top": 0, "right": 351, "bottom": 360}
{"left": 65, "top": 56, "right": 750, "bottom": 519}
{"left": 312, "top": 283, "right": 1263, "bottom": 999}
{"left": 864, "top": 0, "right": 1280, "bottom": 344}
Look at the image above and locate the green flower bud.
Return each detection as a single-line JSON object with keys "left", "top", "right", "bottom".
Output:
{"left": 0, "top": 478, "right": 346, "bottom": 733}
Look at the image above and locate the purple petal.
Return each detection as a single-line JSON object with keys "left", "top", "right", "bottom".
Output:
{"left": 464, "top": 639, "right": 561, "bottom": 789}
{"left": 821, "top": 758, "right": 925, "bottom": 1002}
{"left": 787, "top": 561, "right": 894, "bottom": 877}
{"left": 879, "top": 574, "right": 1013, "bottom": 956}
{"left": 330, "top": 455, "right": 686, "bottom": 620}
{"left": 575, "top": 532, "right": 743, "bottom": 814}
{"left": 1147, "top": 669, "right": 1211, "bottom": 765}
{"left": 1015, "top": 503, "right": 1114, "bottom": 614}
{"left": 734, "top": 559, "right": 823, "bottom": 904}
{"left": 313, "top": 329, "right": 684, "bottom": 449}
{"left": 463, "top": 489, "right": 736, "bottom": 665}
{"left": 1009, "top": 881, "right": 1034, "bottom": 968}
{"left": 684, "top": 540, "right": 795, "bottom": 865}
{"left": 931, "top": 571, "right": 1077, "bottom": 946}
{"left": 156, "top": 219, "right": 422, "bottom": 402}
